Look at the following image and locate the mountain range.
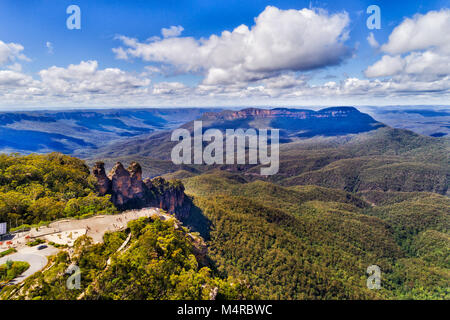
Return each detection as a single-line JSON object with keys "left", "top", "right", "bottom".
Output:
{"left": 0, "top": 106, "right": 448, "bottom": 156}
{"left": 90, "top": 108, "right": 449, "bottom": 197}
{"left": 91, "top": 107, "right": 385, "bottom": 161}
{"left": 0, "top": 106, "right": 448, "bottom": 300}
{"left": 0, "top": 108, "right": 219, "bottom": 154}
{"left": 366, "top": 107, "right": 450, "bottom": 138}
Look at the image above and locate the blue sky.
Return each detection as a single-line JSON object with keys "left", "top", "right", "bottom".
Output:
{"left": 0, "top": 0, "right": 449, "bottom": 108}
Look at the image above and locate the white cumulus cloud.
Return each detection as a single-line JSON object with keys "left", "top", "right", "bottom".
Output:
{"left": 0, "top": 60, "right": 155, "bottom": 107}
{"left": 2, "top": 8, "right": 449, "bottom": 108}
{"left": 0, "top": 40, "right": 29, "bottom": 66}
{"left": 381, "top": 10, "right": 450, "bottom": 54}
{"left": 161, "top": 25, "right": 184, "bottom": 38}
{"left": 365, "top": 9, "right": 450, "bottom": 80}
{"left": 0, "top": 70, "right": 33, "bottom": 87}
{"left": 38, "top": 60, "right": 151, "bottom": 96}
{"left": 365, "top": 55, "right": 404, "bottom": 77}
{"left": 113, "top": 6, "right": 351, "bottom": 85}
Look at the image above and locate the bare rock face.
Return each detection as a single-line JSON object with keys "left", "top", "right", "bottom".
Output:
{"left": 105, "top": 162, "right": 147, "bottom": 209}
{"left": 188, "top": 233, "right": 208, "bottom": 266}
{"left": 146, "top": 177, "right": 190, "bottom": 220}
{"left": 108, "top": 162, "right": 132, "bottom": 207}
{"left": 127, "top": 162, "right": 146, "bottom": 205}
{"left": 92, "top": 162, "right": 190, "bottom": 218}
{"left": 92, "top": 162, "right": 111, "bottom": 195}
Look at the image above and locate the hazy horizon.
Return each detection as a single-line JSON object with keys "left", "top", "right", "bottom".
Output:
{"left": 0, "top": 105, "right": 449, "bottom": 113}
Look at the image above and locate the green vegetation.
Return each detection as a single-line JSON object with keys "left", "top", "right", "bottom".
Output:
{"left": 162, "top": 170, "right": 198, "bottom": 180}
{"left": 64, "top": 193, "right": 117, "bottom": 218}
{"left": 183, "top": 171, "right": 368, "bottom": 213}
{"left": 411, "top": 230, "right": 449, "bottom": 268}
{"left": 244, "top": 127, "right": 450, "bottom": 195}
{"left": 0, "top": 261, "right": 30, "bottom": 283}
{"left": 0, "top": 217, "right": 252, "bottom": 300}
{"left": 0, "top": 248, "right": 17, "bottom": 258}
{"left": 26, "top": 238, "right": 45, "bottom": 247}
{"left": 85, "top": 218, "right": 252, "bottom": 300}
{"left": 91, "top": 126, "right": 449, "bottom": 195}
{"left": 0, "top": 123, "right": 448, "bottom": 300}
{"left": 47, "top": 241, "right": 68, "bottom": 249}
{"left": 357, "top": 190, "right": 436, "bottom": 206}
{"left": 366, "top": 194, "right": 449, "bottom": 254}
{"left": 280, "top": 156, "right": 448, "bottom": 194}
{"left": 182, "top": 172, "right": 449, "bottom": 300}
{"left": 0, "top": 153, "right": 117, "bottom": 227}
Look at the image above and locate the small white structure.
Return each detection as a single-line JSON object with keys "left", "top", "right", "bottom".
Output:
{"left": 0, "top": 222, "right": 7, "bottom": 236}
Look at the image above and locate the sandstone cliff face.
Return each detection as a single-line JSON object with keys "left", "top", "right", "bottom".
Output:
{"left": 92, "top": 162, "right": 111, "bottom": 195}
{"left": 92, "top": 162, "right": 190, "bottom": 218}
{"left": 201, "top": 107, "right": 362, "bottom": 121}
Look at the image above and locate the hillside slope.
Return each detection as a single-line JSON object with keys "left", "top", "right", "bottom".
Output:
{"left": 92, "top": 107, "right": 384, "bottom": 160}
{"left": 0, "top": 216, "right": 252, "bottom": 300}
{"left": 181, "top": 171, "right": 449, "bottom": 299}
{"left": 90, "top": 109, "right": 449, "bottom": 197}
{"left": 0, "top": 109, "right": 217, "bottom": 155}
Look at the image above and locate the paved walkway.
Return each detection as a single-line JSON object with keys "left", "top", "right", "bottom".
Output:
{"left": 0, "top": 207, "right": 172, "bottom": 285}
{"left": 0, "top": 207, "right": 168, "bottom": 251}
{"left": 0, "top": 246, "right": 59, "bottom": 285}
{"left": 47, "top": 207, "right": 167, "bottom": 243}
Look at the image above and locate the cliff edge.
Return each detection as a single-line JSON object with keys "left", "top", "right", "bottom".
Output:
{"left": 92, "top": 161, "right": 191, "bottom": 219}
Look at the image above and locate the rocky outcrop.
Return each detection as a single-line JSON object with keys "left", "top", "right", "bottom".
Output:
{"left": 106, "top": 162, "right": 147, "bottom": 209}
{"left": 92, "top": 162, "right": 111, "bottom": 195}
{"left": 143, "top": 177, "right": 190, "bottom": 220}
{"left": 92, "top": 162, "right": 190, "bottom": 219}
